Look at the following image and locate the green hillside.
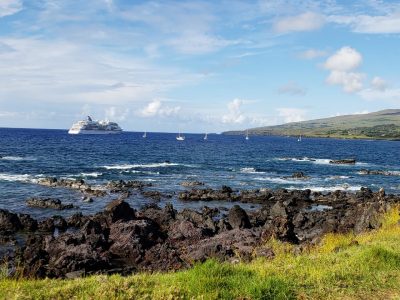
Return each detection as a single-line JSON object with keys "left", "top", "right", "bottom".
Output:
{"left": 224, "top": 109, "right": 400, "bottom": 140}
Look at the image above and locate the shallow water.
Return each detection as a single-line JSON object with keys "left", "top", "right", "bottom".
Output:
{"left": 1, "top": 128, "right": 399, "bottom": 219}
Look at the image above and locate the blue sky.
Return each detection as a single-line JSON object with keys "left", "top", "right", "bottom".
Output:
{"left": 0, "top": 0, "right": 399, "bottom": 132}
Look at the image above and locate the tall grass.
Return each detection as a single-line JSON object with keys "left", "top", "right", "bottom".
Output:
{"left": 1, "top": 206, "right": 399, "bottom": 299}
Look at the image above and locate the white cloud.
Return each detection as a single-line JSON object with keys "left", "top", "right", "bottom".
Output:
{"left": 104, "top": 106, "right": 130, "bottom": 121}
{"left": 0, "top": 0, "right": 23, "bottom": 18}
{"left": 278, "top": 81, "right": 306, "bottom": 96}
{"left": 298, "top": 49, "right": 328, "bottom": 59}
{"left": 324, "top": 46, "right": 362, "bottom": 71}
{"left": 371, "top": 76, "right": 387, "bottom": 91}
{"left": 330, "top": 14, "right": 400, "bottom": 34}
{"left": 140, "top": 100, "right": 181, "bottom": 118}
{"left": 276, "top": 108, "right": 307, "bottom": 123}
{"left": 222, "top": 98, "right": 246, "bottom": 124}
{"left": 0, "top": 38, "right": 197, "bottom": 106}
{"left": 323, "top": 46, "right": 364, "bottom": 93}
{"left": 274, "top": 12, "right": 325, "bottom": 33}
{"left": 326, "top": 70, "right": 365, "bottom": 93}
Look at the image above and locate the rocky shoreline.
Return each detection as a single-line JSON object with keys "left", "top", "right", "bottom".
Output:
{"left": 1, "top": 179, "right": 399, "bottom": 279}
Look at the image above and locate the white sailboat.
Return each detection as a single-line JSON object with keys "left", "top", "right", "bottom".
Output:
{"left": 204, "top": 133, "right": 208, "bottom": 140}
{"left": 245, "top": 129, "right": 249, "bottom": 140}
{"left": 176, "top": 132, "right": 185, "bottom": 141}
{"left": 142, "top": 131, "right": 147, "bottom": 138}
{"left": 297, "top": 135, "right": 302, "bottom": 142}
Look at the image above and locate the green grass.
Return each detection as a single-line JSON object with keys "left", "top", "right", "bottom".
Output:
{"left": 224, "top": 109, "right": 400, "bottom": 140}
{"left": 1, "top": 206, "right": 400, "bottom": 299}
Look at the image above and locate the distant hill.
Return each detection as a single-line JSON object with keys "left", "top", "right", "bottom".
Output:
{"left": 223, "top": 109, "right": 400, "bottom": 140}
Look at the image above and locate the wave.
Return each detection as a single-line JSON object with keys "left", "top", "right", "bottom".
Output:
{"left": 0, "top": 173, "right": 35, "bottom": 183}
{"left": 276, "top": 157, "right": 368, "bottom": 166}
{"left": 253, "top": 176, "right": 307, "bottom": 184}
{"left": 80, "top": 172, "right": 103, "bottom": 178}
{"left": 1, "top": 156, "right": 36, "bottom": 161}
{"left": 240, "top": 167, "right": 265, "bottom": 174}
{"left": 325, "top": 175, "right": 351, "bottom": 180}
{"left": 102, "top": 162, "right": 190, "bottom": 170}
{"left": 121, "top": 170, "right": 160, "bottom": 175}
{"left": 294, "top": 184, "right": 363, "bottom": 192}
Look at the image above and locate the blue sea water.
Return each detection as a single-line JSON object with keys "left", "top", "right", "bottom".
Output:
{"left": 0, "top": 128, "right": 399, "bottom": 219}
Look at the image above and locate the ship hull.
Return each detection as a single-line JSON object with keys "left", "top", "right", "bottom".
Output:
{"left": 68, "top": 129, "right": 122, "bottom": 135}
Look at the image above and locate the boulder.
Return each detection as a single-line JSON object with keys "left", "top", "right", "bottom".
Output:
{"left": 104, "top": 199, "right": 135, "bottom": 223}
{"left": 26, "top": 198, "right": 73, "bottom": 210}
{"left": 228, "top": 205, "right": 251, "bottom": 229}
{"left": 0, "top": 209, "right": 22, "bottom": 232}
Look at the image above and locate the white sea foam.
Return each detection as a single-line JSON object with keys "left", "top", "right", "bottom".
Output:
{"left": 253, "top": 176, "right": 306, "bottom": 184}
{"left": 0, "top": 173, "right": 35, "bottom": 183}
{"left": 80, "top": 172, "right": 103, "bottom": 177}
{"left": 325, "top": 175, "right": 351, "bottom": 180}
{"left": 240, "top": 167, "right": 265, "bottom": 174}
{"left": 103, "top": 162, "right": 187, "bottom": 170}
{"left": 276, "top": 157, "right": 368, "bottom": 166}
{"left": 122, "top": 170, "right": 160, "bottom": 175}
{"left": 1, "top": 156, "right": 36, "bottom": 161}
{"left": 293, "top": 184, "right": 363, "bottom": 192}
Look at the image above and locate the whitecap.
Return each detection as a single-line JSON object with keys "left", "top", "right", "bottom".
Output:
{"left": 1, "top": 156, "right": 36, "bottom": 161}
{"left": 0, "top": 173, "right": 35, "bottom": 183}
{"left": 240, "top": 167, "right": 265, "bottom": 174}
{"left": 80, "top": 172, "right": 103, "bottom": 177}
{"left": 294, "top": 184, "right": 363, "bottom": 192}
{"left": 102, "top": 162, "right": 188, "bottom": 170}
{"left": 253, "top": 176, "right": 306, "bottom": 184}
{"left": 325, "top": 175, "right": 351, "bottom": 181}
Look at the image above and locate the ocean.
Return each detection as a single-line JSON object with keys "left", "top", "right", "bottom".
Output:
{"left": 1, "top": 128, "right": 399, "bottom": 219}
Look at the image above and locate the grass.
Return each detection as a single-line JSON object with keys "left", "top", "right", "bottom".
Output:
{"left": 1, "top": 206, "right": 399, "bottom": 299}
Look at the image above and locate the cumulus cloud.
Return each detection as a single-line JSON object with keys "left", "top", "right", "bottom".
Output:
{"left": 104, "top": 106, "right": 130, "bottom": 121}
{"left": 0, "top": 0, "right": 23, "bottom": 18}
{"left": 298, "top": 49, "right": 328, "bottom": 59}
{"left": 222, "top": 98, "right": 246, "bottom": 124}
{"left": 140, "top": 100, "right": 181, "bottom": 118}
{"left": 324, "top": 46, "right": 365, "bottom": 93}
{"left": 326, "top": 70, "right": 365, "bottom": 93}
{"left": 277, "top": 81, "right": 306, "bottom": 96}
{"left": 276, "top": 108, "right": 307, "bottom": 123}
{"left": 324, "top": 46, "right": 362, "bottom": 71}
{"left": 274, "top": 12, "right": 325, "bottom": 33}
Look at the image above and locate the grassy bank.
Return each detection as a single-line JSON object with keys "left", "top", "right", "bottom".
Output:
{"left": 1, "top": 206, "right": 399, "bottom": 299}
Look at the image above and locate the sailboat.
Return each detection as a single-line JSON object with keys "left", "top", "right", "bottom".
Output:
{"left": 297, "top": 135, "right": 302, "bottom": 142}
{"left": 245, "top": 130, "right": 249, "bottom": 140}
{"left": 204, "top": 133, "right": 208, "bottom": 140}
{"left": 176, "top": 132, "right": 185, "bottom": 141}
{"left": 142, "top": 131, "right": 147, "bottom": 138}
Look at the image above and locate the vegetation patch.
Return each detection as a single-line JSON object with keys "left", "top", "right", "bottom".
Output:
{"left": 1, "top": 206, "right": 399, "bottom": 299}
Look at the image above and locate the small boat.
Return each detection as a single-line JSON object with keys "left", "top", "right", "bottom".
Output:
{"left": 204, "top": 133, "right": 208, "bottom": 140}
{"left": 176, "top": 132, "right": 185, "bottom": 141}
{"left": 245, "top": 130, "right": 249, "bottom": 140}
{"left": 297, "top": 135, "right": 302, "bottom": 142}
{"left": 142, "top": 132, "right": 147, "bottom": 138}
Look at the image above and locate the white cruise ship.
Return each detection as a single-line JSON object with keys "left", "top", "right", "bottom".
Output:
{"left": 68, "top": 116, "right": 122, "bottom": 134}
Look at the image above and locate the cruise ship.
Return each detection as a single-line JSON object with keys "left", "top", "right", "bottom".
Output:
{"left": 68, "top": 116, "right": 122, "bottom": 134}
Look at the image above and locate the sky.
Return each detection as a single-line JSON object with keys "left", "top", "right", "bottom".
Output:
{"left": 0, "top": 0, "right": 400, "bottom": 133}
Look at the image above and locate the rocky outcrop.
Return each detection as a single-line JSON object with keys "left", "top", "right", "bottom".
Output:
{"left": 2, "top": 186, "right": 399, "bottom": 278}
{"left": 26, "top": 198, "right": 74, "bottom": 210}
{"left": 359, "top": 169, "right": 400, "bottom": 176}
{"left": 181, "top": 181, "right": 205, "bottom": 187}
{"left": 329, "top": 159, "right": 356, "bottom": 165}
